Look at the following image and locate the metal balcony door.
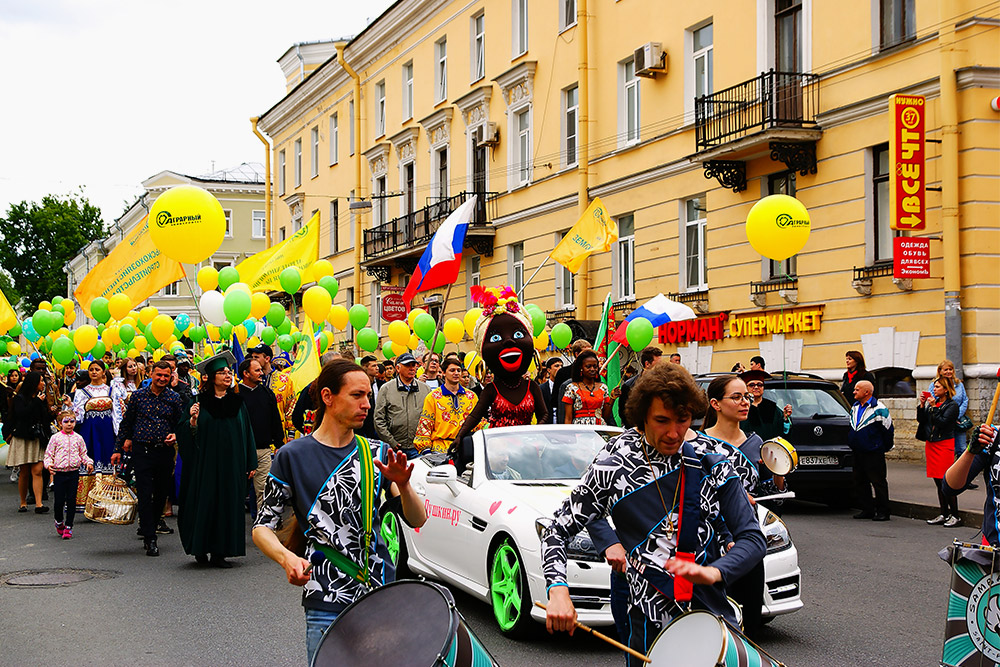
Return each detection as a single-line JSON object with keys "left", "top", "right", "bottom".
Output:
{"left": 472, "top": 128, "right": 487, "bottom": 223}
{"left": 403, "top": 163, "right": 415, "bottom": 245}
{"left": 774, "top": 0, "right": 803, "bottom": 123}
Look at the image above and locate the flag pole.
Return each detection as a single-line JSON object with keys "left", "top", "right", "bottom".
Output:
{"left": 518, "top": 255, "right": 550, "bottom": 301}
{"left": 428, "top": 281, "right": 454, "bottom": 354}
{"left": 179, "top": 266, "right": 209, "bottom": 326}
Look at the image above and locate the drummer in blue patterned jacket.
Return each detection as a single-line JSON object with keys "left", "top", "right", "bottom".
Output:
{"left": 543, "top": 364, "right": 765, "bottom": 665}
{"left": 944, "top": 424, "right": 1000, "bottom": 546}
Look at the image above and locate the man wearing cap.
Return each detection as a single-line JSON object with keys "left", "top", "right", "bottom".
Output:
{"left": 741, "top": 369, "right": 792, "bottom": 441}
{"left": 374, "top": 353, "right": 430, "bottom": 458}
{"left": 250, "top": 344, "right": 296, "bottom": 442}
{"left": 238, "top": 358, "right": 285, "bottom": 510}
{"left": 175, "top": 352, "right": 199, "bottom": 395}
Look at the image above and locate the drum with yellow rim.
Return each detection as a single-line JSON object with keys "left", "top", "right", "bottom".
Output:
{"left": 760, "top": 437, "right": 797, "bottom": 476}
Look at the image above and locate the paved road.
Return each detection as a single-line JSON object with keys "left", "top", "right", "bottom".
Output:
{"left": 0, "top": 478, "right": 979, "bottom": 666}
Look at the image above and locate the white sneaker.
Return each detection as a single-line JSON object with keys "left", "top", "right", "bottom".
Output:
{"left": 944, "top": 515, "right": 962, "bottom": 528}
{"left": 926, "top": 514, "right": 947, "bottom": 525}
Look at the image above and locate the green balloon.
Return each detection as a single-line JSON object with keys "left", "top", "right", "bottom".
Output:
{"left": 292, "top": 332, "right": 303, "bottom": 344}
{"left": 356, "top": 327, "right": 379, "bottom": 352}
{"left": 279, "top": 267, "right": 302, "bottom": 295}
{"left": 432, "top": 334, "right": 445, "bottom": 355}
{"left": 223, "top": 290, "right": 252, "bottom": 325}
{"left": 276, "top": 319, "right": 292, "bottom": 336}
{"left": 550, "top": 322, "right": 573, "bottom": 349}
{"left": 97, "top": 324, "right": 106, "bottom": 335}
{"left": 39, "top": 336, "right": 53, "bottom": 354}
{"left": 526, "top": 304, "right": 546, "bottom": 337}
{"left": 51, "top": 303, "right": 65, "bottom": 315}
{"left": 413, "top": 313, "right": 435, "bottom": 341}
{"left": 625, "top": 317, "right": 655, "bottom": 352}
{"left": 261, "top": 326, "right": 277, "bottom": 345}
{"left": 188, "top": 326, "right": 206, "bottom": 343}
{"left": 49, "top": 311, "right": 65, "bottom": 330}
{"left": 348, "top": 304, "right": 369, "bottom": 330}
{"left": 8, "top": 321, "right": 22, "bottom": 337}
{"left": 144, "top": 323, "right": 159, "bottom": 347}
{"left": 91, "top": 297, "right": 111, "bottom": 324}
{"left": 382, "top": 340, "right": 396, "bottom": 359}
{"left": 266, "top": 303, "right": 286, "bottom": 327}
{"left": 52, "top": 337, "right": 75, "bottom": 365}
{"left": 91, "top": 341, "right": 106, "bottom": 359}
{"left": 221, "top": 323, "right": 234, "bottom": 340}
{"left": 277, "top": 334, "right": 294, "bottom": 352}
{"left": 119, "top": 323, "right": 135, "bottom": 343}
{"left": 32, "top": 310, "right": 52, "bottom": 336}
{"left": 218, "top": 266, "right": 240, "bottom": 292}
{"left": 318, "top": 276, "right": 339, "bottom": 300}
{"left": 317, "top": 334, "right": 329, "bottom": 354}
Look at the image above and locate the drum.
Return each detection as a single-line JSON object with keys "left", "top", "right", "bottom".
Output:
{"left": 75, "top": 472, "right": 96, "bottom": 513}
{"left": 760, "top": 437, "right": 797, "bottom": 476}
{"left": 311, "top": 580, "right": 498, "bottom": 667}
{"left": 646, "top": 611, "right": 783, "bottom": 667}
{"left": 943, "top": 540, "right": 1000, "bottom": 666}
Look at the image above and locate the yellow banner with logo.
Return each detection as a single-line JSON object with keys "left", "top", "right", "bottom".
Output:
{"left": 549, "top": 197, "right": 618, "bottom": 273}
{"left": 235, "top": 212, "right": 319, "bottom": 292}
{"left": 74, "top": 215, "right": 186, "bottom": 319}
{"left": 0, "top": 288, "right": 17, "bottom": 331}
{"left": 286, "top": 317, "right": 321, "bottom": 390}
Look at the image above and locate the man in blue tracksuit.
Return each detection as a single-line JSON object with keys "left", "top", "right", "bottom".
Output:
{"left": 848, "top": 380, "right": 894, "bottom": 521}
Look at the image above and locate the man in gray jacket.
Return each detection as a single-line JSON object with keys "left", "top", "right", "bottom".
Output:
{"left": 374, "top": 353, "right": 430, "bottom": 458}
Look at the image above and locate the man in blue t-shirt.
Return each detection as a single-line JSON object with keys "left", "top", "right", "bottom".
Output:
{"left": 252, "top": 359, "right": 427, "bottom": 665}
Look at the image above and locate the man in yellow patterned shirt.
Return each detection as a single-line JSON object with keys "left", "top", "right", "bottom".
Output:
{"left": 249, "top": 344, "right": 296, "bottom": 443}
{"left": 414, "top": 358, "right": 483, "bottom": 453}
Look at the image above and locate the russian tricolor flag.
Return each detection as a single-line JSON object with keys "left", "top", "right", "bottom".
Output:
{"left": 402, "top": 195, "right": 478, "bottom": 309}
{"left": 612, "top": 293, "right": 696, "bottom": 344}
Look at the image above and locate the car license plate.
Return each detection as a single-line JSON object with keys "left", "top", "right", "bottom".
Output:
{"left": 800, "top": 455, "right": 839, "bottom": 466}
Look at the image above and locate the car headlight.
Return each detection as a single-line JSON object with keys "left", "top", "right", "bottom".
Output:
{"left": 761, "top": 509, "right": 792, "bottom": 554}
{"left": 534, "top": 518, "right": 602, "bottom": 562}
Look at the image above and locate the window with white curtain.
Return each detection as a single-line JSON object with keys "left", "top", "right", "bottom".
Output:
{"left": 513, "top": 0, "right": 528, "bottom": 56}
{"left": 516, "top": 108, "right": 531, "bottom": 185}
{"left": 329, "top": 113, "right": 338, "bottom": 165}
{"left": 402, "top": 62, "right": 414, "bottom": 120}
{"left": 564, "top": 85, "right": 578, "bottom": 166}
{"left": 682, "top": 196, "right": 708, "bottom": 291}
{"left": 472, "top": 13, "right": 485, "bottom": 81}
{"left": 622, "top": 59, "right": 639, "bottom": 145}
{"left": 615, "top": 214, "right": 635, "bottom": 299}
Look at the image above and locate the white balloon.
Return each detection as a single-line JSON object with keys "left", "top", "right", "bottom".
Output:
{"left": 200, "top": 290, "right": 226, "bottom": 327}
{"left": 0, "top": 443, "right": 7, "bottom": 467}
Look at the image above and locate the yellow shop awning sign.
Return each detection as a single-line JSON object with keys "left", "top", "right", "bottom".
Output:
{"left": 729, "top": 306, "right": 824, "bottom": 338}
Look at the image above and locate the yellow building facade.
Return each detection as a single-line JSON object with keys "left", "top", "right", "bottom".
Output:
{"left": 256, "top": 0, "right": 999, "bottom": 436}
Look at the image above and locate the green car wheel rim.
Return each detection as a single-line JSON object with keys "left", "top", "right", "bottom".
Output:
{"left": 490, "top": 541, "right": 523, "bottom": 631}
{"left": 380, "top": 512, "right": 400, "bottom": 566}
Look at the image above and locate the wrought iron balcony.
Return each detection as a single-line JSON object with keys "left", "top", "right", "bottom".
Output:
{"left": 362, "top": 190, "right": 499, "bottom": 264}
{"left": 695, "top": 70, "right": 820, "bottom": 152}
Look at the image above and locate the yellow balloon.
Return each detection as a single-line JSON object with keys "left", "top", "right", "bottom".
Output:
{"left": 127, "top": 348, "right": 140, "bottom": 359}
{"left": 148, "top": 185, "right": 226, "bottom": 264}
{"left": 745, "top": 194, "right": 811, "bottom": 261}
{"left": 235, "top": 326, "right": 249, "bottom": 344}
{"left": 408, "top": 308, "right": 426, "bottom": 330}
{"left": 387, "top": 320, "right": 411, "bottom": 346}
{"left": 465, "top": 351, "right": 483, "bottom": 374}
{"left": 133, "top": 335, "right": 148, "bottom": 351}
{"left": 206, "top": 324, "right": 220, "bottom": 341}
{"left": 120, "top": 315, "right": 137, "bottom": 328}
{"left": 127, "top": 310, "right": 140, "bottom": 321}
{"left": 197, "top": 266, "right": 219, "bottom": 292}
{"left": 290, "top": 325, "right": 299, "bottom": 336}
{"left": 108, "top": 294, "right": 132, "bottom": 321}
{"left": 138, "top": 307, "right": 158, "bottom": 327}
{"left": 39, "top": 301, "right": 52, "bottom": 311}
{"left": 152, "top": 349, "right": 165, "bottom": 362}
{"left": 63, "top": 304, "right": 76, "bottom": 326}
{"left": 390, "top": 342, "right": 407, "bottom": 356}
{"left": 7, "top": 341, "right": 20, "bottom": 355}
{"left": 311, "top": 259, "right": 334, "bottom": 280}
{"left": 104, "top": 326, "right": 120, "bottom": 346}
{"left": 74, "top": 325, "right": 99, "bottom": 353}
{"left": 250, "top": 293, "right": 271, "bottom": 320}
{"left": 247, "top": 336, "right": 260, "bottom": 348}
{"left": 534, "top": 331, "right": 549, "bottom": 350}
{"left": 227, "top": 282, "right": 251, "bottom": 296}
{"left": 408, "top": 333, "right": 420, "bottom": 350}
{"left": 203, "top": 343, "right": 216, "bottom": 356}
{"left": 464, "top": 308, "right": 483, "bottom": 338}
{"left": 443, "top": 318, "right": 465, "bottom": 345}
{"left": 151, "top": 314, "right": 174, "bottom": 343}
{"left": 52, "top": 327, "right": 68, "bottom": 339}
{"left": 328, "top": 305, "right": 349, "bottom": 330}
{"left": 303, "top": 286, "right": 333, "bottom": 323}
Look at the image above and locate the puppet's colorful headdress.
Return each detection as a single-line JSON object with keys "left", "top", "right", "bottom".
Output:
{"left": 470, "top": 285, "right": 533, "bottom": 352}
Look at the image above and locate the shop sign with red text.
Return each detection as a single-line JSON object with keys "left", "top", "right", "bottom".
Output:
{"left": 381, "top": 293, "right": 407, "bottom": 322}
{"left": 890, "top": 94, "right": 926, "bottom": 231}
{"left": 658, "top": 313, "right": 727, "bottom": 345}
{"left": 893, "top": 237, "right": 930, "bottom": 279}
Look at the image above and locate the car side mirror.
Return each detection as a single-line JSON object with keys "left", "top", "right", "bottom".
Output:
{"left": 427, "top": 464, "right": 460, "bottom": 496}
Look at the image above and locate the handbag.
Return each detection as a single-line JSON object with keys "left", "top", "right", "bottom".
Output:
{"left": 915, "top": 421, "right": 929, "bottom": 442}
{"left": 956, "top": 415, "right": 974, "bottom": 432}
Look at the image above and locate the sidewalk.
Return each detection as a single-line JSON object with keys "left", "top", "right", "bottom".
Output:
{"left": 886, "top": 459, "right": 986, "bottom": 526}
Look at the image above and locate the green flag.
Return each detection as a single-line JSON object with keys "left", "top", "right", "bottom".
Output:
{"left": 594, "top": 294, "right": 623, "bottom": 426}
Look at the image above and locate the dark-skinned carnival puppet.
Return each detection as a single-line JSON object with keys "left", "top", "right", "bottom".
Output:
{"left": 451, "top": 287, "right": 549, "bottom": 466}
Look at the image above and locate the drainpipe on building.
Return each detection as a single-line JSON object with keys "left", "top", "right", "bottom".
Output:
{"left": 335, "top": 40, "right": 364, "bottom": 299}
{"left": 576, "top": 0, "right": 591, "bottom": 319}
{"left": 250, "top": 116, "right": 273, "bottom": 249}
{"left": 939, "top": 12, "right": 964, "bottom": 378}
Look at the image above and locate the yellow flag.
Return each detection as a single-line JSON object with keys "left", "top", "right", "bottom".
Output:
{"left": 74, "top": 215, "right": 185, "bottom": 319}
{"left": 549, "top": 197, "right": 618, "bottom": 273}
{"left": 0, "top": 288, "right": 17, "bottom": 331}
{"left": 287, "top": 317, "right": 321, "bottom": 389}
{"left": 235, "top": 212, "right": 319, "bottom": 292}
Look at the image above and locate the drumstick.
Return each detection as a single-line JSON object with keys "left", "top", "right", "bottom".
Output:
{"left": 984, "top": 367, "right": 1000, "bottom": 426}
{"left": 534, "top": 602, "right": 651, "bottom": 664}
{"left": 752, "top": 491, "right": 796, "bottom": 502}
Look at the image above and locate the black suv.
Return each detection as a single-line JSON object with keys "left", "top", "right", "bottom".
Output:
{"left": 693, "top": 373, "right": 854, "bottom": 500}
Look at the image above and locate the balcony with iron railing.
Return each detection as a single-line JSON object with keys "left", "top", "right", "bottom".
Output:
{"left": 362, "top": 191, "right": 499, "bottom": 268}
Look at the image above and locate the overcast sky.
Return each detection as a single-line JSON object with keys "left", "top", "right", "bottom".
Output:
{"left": 0, "top": 0, "right": 394, "bottom": 225}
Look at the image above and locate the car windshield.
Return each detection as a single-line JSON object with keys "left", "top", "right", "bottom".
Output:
{"left": 483, "top": 429, "right": 617, "bottom": 481}
{"left": 764, "top": 385, "right": 850, "bottom": 418}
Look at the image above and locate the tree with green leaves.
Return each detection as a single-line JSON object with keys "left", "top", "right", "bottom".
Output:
{"left": 0, "top": 193, "right": 104, "bottom": 312}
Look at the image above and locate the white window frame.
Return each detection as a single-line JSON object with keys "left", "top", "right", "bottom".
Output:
{"left": 371, "top": 283, "right": 383, "bottom": 336}
{"left": 402, "top": 62, "right": 414, "bottom": 120}
{"left": 554, "top": 231, "right": 575, "bottom": 309}
{"left": 762, "top": 171, "right": 798, "bottom": 279}
{"left": 512, "top": 0, "right": 528, "bottom": 57}
{"left": 560, "top": 0, "right": 577, "bottom": 31}
{"left": 310, "top": 126, "right": 319, "bottom": 178}
{"left": 223, "top": 209, "right": 233, "bottom": 238}
{"left": 348, "top": 189, "right": 356, "bottom": 248}
{"left": 375, "top": 176, "right": 387, "bottom": 226}
{"left": 278, "top": 226, "right": 287, "bottom": 242}
{"left": 435, "top": 38, "right": 448, "bottom": 103}
{"left": 330, "top": 199, "right": 340, "bottom": 255}
{"left": 684, "top": 21, "right": 713, "bottom": 123}
{"left": 278, "top": 149, "right": 286, "bottom": 195}
{"left": 509, "top": 243, "right": 524, "bottom": 294}
{"left": 613, "top": 214, "right": 636, "bottom": 300}
{"left": 349, "top": 100, "right": 355, "bottom": 155}
{"left": 162, "top": 281, "right": 180, "bottom": 297}
{"left": 867, "top": 143, "right": 901, "bottom": 265}
{"left": 435, "top": 146, "right": 449, "bottom": 199}
{"left": 511, "top": 105, "right": 532, "bottom": 188}
{"left": 563, "top": 84, "right": 579, "bottom": 167}
{"left": 466, "top": 254, "right": 481, "bottom": 309}
{"left": 755, "top": 0, "right": 813, "bottom": 76}
{"left": 620, "top": 58, "right": 640, "bottom": 147}
{"left": 680, "top": 196, "right": 708, "bottom": 292}
{"left": 329, "top": 113, "right": 338, "bottom": 166}
{"left": 251, "top": 210, "right": 266, "bottom": 239}
{"left": 471, "top": 12, "right": 485, "bottom": 83}
{"left": 294, "top": 138, "right": 302, "bottom": 187}
{"left": 375, "top": 80, "right": 386, "bottom": 137}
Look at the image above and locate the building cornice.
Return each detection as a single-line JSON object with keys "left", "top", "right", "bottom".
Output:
{"left": 453, "top": 85, "right": 493, "bottom": 127}
{"left": 493, "top": 61, "right": 537, "bottom": 107}
{"left": 389, "top": 126, "right": 420, "bottom": 162}
{"left": 418, "top": 107, "right": 454, "bottom": 147}
{"left": 364, "top": 142, "right": 391, "bottom": 177}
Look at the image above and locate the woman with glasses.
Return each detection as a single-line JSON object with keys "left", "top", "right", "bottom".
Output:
{"left": 740, "top": 369, "right": 792, "bottom": 441}
{"left": 177, "top": 352, "right": 257, "bottom": 567}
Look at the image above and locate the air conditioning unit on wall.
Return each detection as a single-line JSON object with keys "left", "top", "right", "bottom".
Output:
{"left": 634, "top": 42, "right": 667, "bottom": 78}
{"left": 477, "top": 121, "right": 500, "bottom": 147}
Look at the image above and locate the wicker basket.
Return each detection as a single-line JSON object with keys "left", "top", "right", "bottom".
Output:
{"left": 85, "top": 473, "right": 138, "bottom": 525}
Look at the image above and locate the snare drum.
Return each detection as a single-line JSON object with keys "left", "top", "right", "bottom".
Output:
{"left": 311, "top": 580, "right": 498, "bottom": 667}
{"left": 760, "top": 438, "right": 797, "bottom": 476}
{"left": 646, "top": 611, "right": 782, "bottom": 667}
{"left": 943, "top": 540, "right": 1000, "bottom": 666}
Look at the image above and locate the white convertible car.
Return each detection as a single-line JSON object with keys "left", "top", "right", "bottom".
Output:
{"left": 381, "top": 425, "right": 802, "bottom": 636}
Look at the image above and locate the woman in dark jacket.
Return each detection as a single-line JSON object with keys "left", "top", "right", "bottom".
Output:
{"left": 841, "top": 350, "right": 876, "bottom": 405}
{"left": 7, "top": 372, "right": 53, "bottom": 513}
{"left": 1, "top": 368, "right": 20, "bottom": 424}
{"left": 917, "top": 375, "right": 960, "bottom": 527}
